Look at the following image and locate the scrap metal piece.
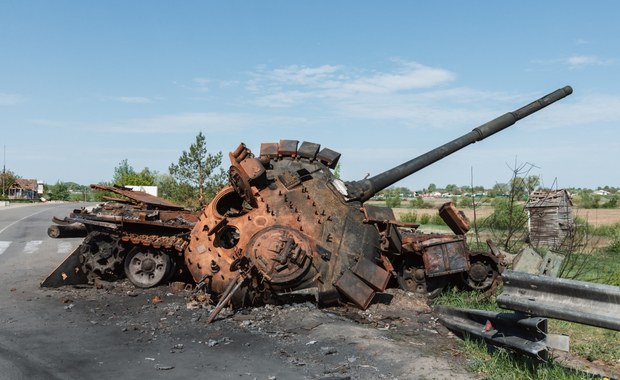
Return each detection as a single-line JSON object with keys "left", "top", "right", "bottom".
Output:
{"left": 420, "top": 236, "right": 470, "bottom": 277}
{"left": 91, "top": 184, "right": 185, "bottom": 210}
{"left": 297, "top": 141, "right": 321, "bottom": 160}
{"left": 259, "top": 142, "right": 279, "bottom": 160}
{"left": 438, "top": 202, "right": 470, "bottom": 235}
{"left": 278, "top": 139, "right": 299, "bottom": 157}
{"left": 435, "top": 306, "right": 549, "bottom": 361}
{"left": 497, "top": 270, "right": 620, "bottom": 331}
{"left": 512, "top": 247, "right": 564, "bottom": 277}
{"left": 40, "top": 246, "right": 89, "bottom": 287}
{"left": 316, "top": 147, "right": 341, "bottom": 169}
{"left": 352, "top": 258, "right": 390, "bottom": 291}
{"left": 334, "top": 270, "right": 376, "bottom": 309}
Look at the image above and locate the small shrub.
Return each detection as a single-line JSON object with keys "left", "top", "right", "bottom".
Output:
{"left": 410, "top": 197, "right": 424, "bottom": 208}
{"left": 419, "top": 214, "right": 431, "bottom": 224}
{"left": 430, "top": 213, "right": 446, "bottom": 225}
{"left": 386, "top": 196, "right": 401, "bottom": 208}
{"left": 458, "top": 196, "right": 474, "bottom": 208}
{"left": 400, "top": 212, "right": 418, "bottom": 223}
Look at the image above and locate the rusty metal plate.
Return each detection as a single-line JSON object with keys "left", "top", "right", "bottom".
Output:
{"left": 239, "top": 157, "right": 266, "bottom": 180}
{"left": 334, "top": 270, "right": 375, "bottom": 309}
{"left": 422, "top": 239, "right": 469, "bottom": 277}
{"left": 91, "top": 184, "right": 185, "bottom": 210}
{"left": 316, "top": 147, "right": 340, "bottom": 169}
{"left": 260, "top": 143, "right": 279, "bottom": 159}
{"left": 278, "top": 140, "right": 299, "bottom": 157}
{"left": 352, "top": 258, "right": 390, "bottom": 291}
{"left": 362, "top": 204, "right": 395, "bottom": 222}
{"left": 439, "top": 202, "right": 470, "bottom": 235}
{"left": 297, "top": 141, "right": 321, "bottom": 160}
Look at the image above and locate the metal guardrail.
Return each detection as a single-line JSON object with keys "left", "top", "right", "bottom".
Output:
{"left": 497, "top": 271, "right": 620, "bottom": 331}
{"left": 435, "top": 306, "right": 550, "bottom": 361}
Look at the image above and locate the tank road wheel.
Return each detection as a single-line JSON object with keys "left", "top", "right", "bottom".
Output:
{"left": 461, "top": 252, "right": 500, "bottom": 291}
{"left": 79, "top": 231, "right": 124, "bottom": 282}
{"left": 397, "top": 257, "right": 448, "bottom": 298}
{"left": 124, "top": 247, "right": 175, "bottom": 288}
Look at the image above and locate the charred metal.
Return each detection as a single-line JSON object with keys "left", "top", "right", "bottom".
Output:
{"left": 43, "top": 86, "right": 573, "bottom": 317}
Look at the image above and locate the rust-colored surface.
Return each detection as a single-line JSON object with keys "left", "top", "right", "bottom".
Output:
{"left": 185, "top": 141, "right": 387, "bottom": 307}
{"left": 438, "top": 202, "right": 471, "bottom": 235}
{"left": 91, "top": 184, "right": 186, "bottom": 210}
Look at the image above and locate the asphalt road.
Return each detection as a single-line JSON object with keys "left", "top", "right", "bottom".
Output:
{"left": 0, "top": 202, "right": 475, "bottom": 380}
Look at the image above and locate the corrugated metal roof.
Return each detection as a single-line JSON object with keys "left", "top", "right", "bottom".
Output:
{"left": 526, "top": 189, "right": 573, "bottom": 208}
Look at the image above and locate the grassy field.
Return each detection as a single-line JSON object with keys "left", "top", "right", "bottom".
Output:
{"left": 387, "top": 200, "right": 620, "bottom": 227}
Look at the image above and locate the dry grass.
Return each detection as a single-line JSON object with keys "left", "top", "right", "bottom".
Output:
{"left": 391, "top": 200, "right": 620, "bottom": 227}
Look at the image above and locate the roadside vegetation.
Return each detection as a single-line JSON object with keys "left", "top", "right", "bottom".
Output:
{"left": 384, "top": 168, "right": 620, "bottom": 378}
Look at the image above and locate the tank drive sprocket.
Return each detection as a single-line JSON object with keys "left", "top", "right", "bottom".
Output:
{"left": 79, "top": 231, "right": 125, "bottom": 282}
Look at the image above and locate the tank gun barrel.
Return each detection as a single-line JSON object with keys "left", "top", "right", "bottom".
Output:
{"left": 344, "top": 85, "right": 573, "bottom": 202}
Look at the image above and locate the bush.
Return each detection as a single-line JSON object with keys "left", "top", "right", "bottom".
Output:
{"left": 482, "top": 197, "right": 527, "bottom": 231}
{"left": 457, "top": 196, "right": 474, "bottom": 208}
{"left": 430, "top": 213, "right": 446, "bottom": 225}
{"left": 410, "top": 197, "right": 424, "bottom": 208}
{"left": 603, "top": 194, "right": 619, "bottom": 208}
{"left": 419, "top": 214, "right": 431, "bottom": 224}
{"left": 400, "top": 212, "right": 418, "bottom": 223}
{"left": 386, "top": 195, "right": 401, "bottom": 208}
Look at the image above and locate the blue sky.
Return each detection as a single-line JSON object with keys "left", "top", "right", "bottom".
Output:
{"left": 2, "top": 1, "right": 619, "bottom": 191}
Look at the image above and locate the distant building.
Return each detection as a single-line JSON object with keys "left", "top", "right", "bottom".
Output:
{"left": 9, "top": 179, "right": 41, "bottom": 199}
{"left": 525, "top": 189, "right": 574, "bottom": 248}
{"left": 593, "top": 189, "right": 610, "bottom": 196}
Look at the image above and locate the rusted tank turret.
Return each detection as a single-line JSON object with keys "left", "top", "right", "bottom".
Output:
{"left": 184, "top": 86, "right": 573, "bottom": 311}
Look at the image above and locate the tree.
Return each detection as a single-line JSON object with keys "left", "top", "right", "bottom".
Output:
{"left": 0, "top": 169, "right": 18, "bottom": 198}
{"left": 445, "top": 184, "right": 458, "bottom": 194}
{"left": 46, "top": 181, "right": 70, "bottom": 201}
{"left": 333, "top": 163, "right": 341, "bottom": 180}
{"left": 169, "top": 132, "right": 227, "bottom": 205}
{"left": 385, "top": 194, "right": 402, "bottom": 208}
{"left": 112, "top": 159, "right": 156, "bottom": 186}
{"left": 427, "top": 183, "right": 437, "bottom": 193}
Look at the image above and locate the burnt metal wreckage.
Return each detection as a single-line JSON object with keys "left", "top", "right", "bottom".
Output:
{"left": 43, "top": 184, "right": 198, "bottom": 288}
{"left": 43, "top": 86, "right": 573, "bottom": 317}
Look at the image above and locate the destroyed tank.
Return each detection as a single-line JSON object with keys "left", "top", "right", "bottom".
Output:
{"left": 184, "top": 86, "right": 573, "bottom": 310}
{"left": 43, "top": 184, "right": 199, "bottom": 288}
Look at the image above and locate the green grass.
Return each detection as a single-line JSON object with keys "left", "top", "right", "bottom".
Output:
{"left": 550, "top": 320, "right": 620, "bottom": 367}
{"left": 459, "top": 338, "right": 599, "bottom": 380}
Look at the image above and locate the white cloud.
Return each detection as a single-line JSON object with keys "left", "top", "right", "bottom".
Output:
{"left": 566, "top": 55, "right": 613, "bottom": 69}
{"left": 84, "top": 112, "right": 305, "bottom": 134}
{"left": 531, "top": 55, "right": 614, "bottom": 69}
{"left": 192, "top": 77, "right": 210, "bottom": 92}
{"left": 0, "top": 92, "right": 21, "bottom": 106}
{"left": 108, "top": 96, "right": 152, "bottom": 104}
{"left": 249, "top": 61, "right": 456, "bottom": 107}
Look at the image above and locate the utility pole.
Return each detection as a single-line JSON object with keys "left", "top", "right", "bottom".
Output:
{"left": 2, "top": 145, "right": 5, "bottom": 198}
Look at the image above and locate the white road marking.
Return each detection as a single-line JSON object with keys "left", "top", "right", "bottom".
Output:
{"left": 23, "top": 240, "right": 42, "bottom": 255}
{"left": 0, "top": 241, "right": 11, "bottom": 255}
{"left": 57, "top": 241, "right": 75, "bottom": 255}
